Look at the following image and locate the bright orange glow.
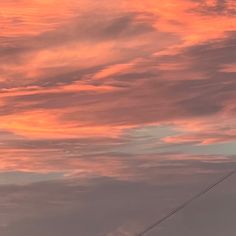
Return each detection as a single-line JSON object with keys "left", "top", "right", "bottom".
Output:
{"left": 1, "top": 0, "right": 236, "bottom": 175}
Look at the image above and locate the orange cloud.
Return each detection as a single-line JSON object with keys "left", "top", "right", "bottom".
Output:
{"left": 1, "top": 0, "right": 236, "bottom": 172}
{"left": 93, "top": 62, "right": 136, "bottom": 80}
{"left": 0, "top": 109, "right": 131, "bottom": 139}
{"left": 125, "top": 0, "right": 236, "bottom": 44}
{"left": 220, "top": 63, "right": 236, "bottom": 73}
{"left": 0, "top": 0, "right": 78, "bottom": 37}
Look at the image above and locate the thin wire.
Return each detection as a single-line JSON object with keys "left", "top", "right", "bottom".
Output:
{"left": 136, "top": 169, "right": 236, "bottom": 236}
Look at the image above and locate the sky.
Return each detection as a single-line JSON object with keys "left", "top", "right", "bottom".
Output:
{"left": 1, "top": 0, "right": 236, "bottom": 235}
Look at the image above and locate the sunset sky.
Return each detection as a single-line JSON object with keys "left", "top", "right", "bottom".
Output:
{"left": 1, "top": 0, "right": 236, "bottom": 235}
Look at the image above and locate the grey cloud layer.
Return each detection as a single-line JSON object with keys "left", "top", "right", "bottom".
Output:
{"left": 1, "top": 155, "right": 236, "bottom": 236}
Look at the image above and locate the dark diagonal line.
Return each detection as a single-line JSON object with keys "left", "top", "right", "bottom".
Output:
{"left": 136, "top": 169, "right": 236, "bottom": 236}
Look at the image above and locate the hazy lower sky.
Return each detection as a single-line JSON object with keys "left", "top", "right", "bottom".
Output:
{"left": 1, "top": 0, "right": 236, "bottom": 235}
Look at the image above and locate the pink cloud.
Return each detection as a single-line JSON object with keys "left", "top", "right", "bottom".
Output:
{"left": 1, "top": 0, "right": 236, "bottom": 177}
